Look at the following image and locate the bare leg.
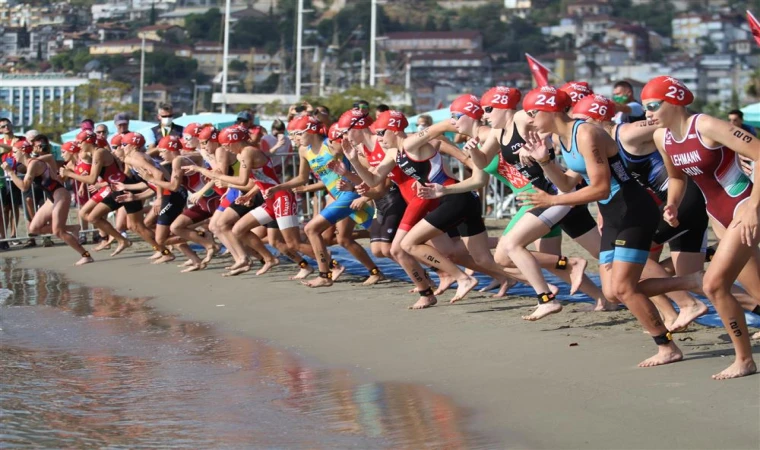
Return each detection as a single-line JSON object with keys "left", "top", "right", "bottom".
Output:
{"left": 705, "top": 216, "right": 758, "bottom": 380}
{"left": 401, "top": 221, "right": 477, "bottom": 303}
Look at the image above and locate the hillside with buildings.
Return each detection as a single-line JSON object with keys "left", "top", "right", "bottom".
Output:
{"left": 1, "top": 0, "right": 760, "bottom": 129}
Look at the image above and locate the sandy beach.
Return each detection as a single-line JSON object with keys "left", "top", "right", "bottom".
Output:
{"left": 6, "top": 241, "right": 760, "bottom": 449}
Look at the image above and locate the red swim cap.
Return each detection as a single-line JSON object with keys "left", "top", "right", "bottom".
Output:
{"left": 14, "top": 139, "right": 33, "bottom": 154}
{"left": 110, "top": 134, "right": 123, "bottom": 148}
{"left": 292, "top": 115, "right": 325, "bottom": 135}
{"left": 337, "top": 109, "right": 373, "bottom": 130}
{"left": 560, "top": 81, "right": 593, "bottom": 106}
{"left": 218, "top": 126, "right": 248, "bottom": 145}
{"left": 328, "top": 123, "right": 343, "bottom": 142}
{"left": 183, "top": 122, "right": 203, "bottom": 138}
{"left": 522, "top": 86, "right": 571, "bottom": 113}
{"left": 641, "top": 76, "right": 694, "bottom": 106}
{"left": 198, "top": 126, "right": 218, "bottom": 142}
{"left": 158, "top": 135, "right": 182, "bottom": 152}
{"left": 572, "top": 94, "right": 615, "bottom": 122}
{"left": 62, "top": 141, "right": 81, "bottom": 154}
{"left": 374, "top": 110, "right": 408, "bottom": 132}
{"left": 122, "top": 132, "right": 146, "bottom": 148}
{"left": 76, "top": 130, "right": 97, "bottom": 144}
{"left": 450, "top": 94, "right": 484, "bottom": 119}
{"left": 480, "top": 86, "right": 522, "bottom": 110}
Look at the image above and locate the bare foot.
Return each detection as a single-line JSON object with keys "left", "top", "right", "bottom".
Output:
{"left": 450, "top": 276, "right": 478, "bottom": 303}
{"left": 93, "top": 239, "right": 111, "bottom": 252}
{"left": 522, "top": 301, "right": 563, "bottom": 321}
{"left": 753, "top": 331, "right": 760, "bottom": 340}
{"left": 579, "top": 300, "right": 622, "bottom": 312}
{"left": 256, "top": 258, "right": 280, "bottom": 276}
{"left": 222, "top": 265, "right": 250, "bottom": 277}
{"left": 434, "top": 271, "right": 457, "bottom": 296}
{"left": 668, "top": 302, "right": 709, "bottom": 331}
{"left": 491, "top": 278, "right": 517, "bottom": 298}
{"left": 409, "top": 294, "right": 437, "bottom": 310}
{"left": 362, "top": 272, "right": 385, "bottom": 286}
{"left": 147, "top": 251, "right": 162, "bottom": 260}
{"left": 331, "top": 263, "right": 346, "bottom": 282}
{"left": 152, "top": 253, "right": 175, "bottom": 265}
{"left": 712, "top": 358, "right": 757, "bottom": 380}
{"left": 568, "top": 257, "right": 587, "bottom": 295}
{"left": 638, "top": 343, "right": 683, "bottom": 368}
{"left": 74, "top": 256, "right": 94, "bottom": 266}
{"left": 181, "top": 262, "right": 207, "bottom": 273}
{"left": 303, "top": 276, "right": 333, "bottom": 288}
{"left": 290, "top": 265, "right": 314, "bottom": 280}
{"left": 478, "top": 279, "right": 501, "bottom": 293}
{"left": 110, "top": 240, "right": 132, "bottom": 257}
{"left": 227, "top": 260, "right": 249, "bottom": 271}
{"left": 178, "top": 260, "right": 195, "bottom": 268}
{"left": 202, "top": 244, "right": 220, "bottom": 264}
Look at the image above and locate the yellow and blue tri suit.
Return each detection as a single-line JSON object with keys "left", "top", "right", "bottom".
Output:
{"left": 305, "top": 139, "right": 374, "bottom": 229}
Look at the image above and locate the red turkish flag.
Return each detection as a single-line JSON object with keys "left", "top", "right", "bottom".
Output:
{"left": 525, "top": 53, "right": 550, "bottom": 87}
{"left": 748, "top": 10, "right": 760, "bottom": 47}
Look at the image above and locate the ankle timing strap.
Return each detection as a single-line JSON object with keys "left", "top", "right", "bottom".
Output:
{"left": 152, "top": 245, "right": 159, "bottom": 251}
{"left": 536, "top": 292, "right": 555, "bottom": 305}
{"left": 82, "top": 251, "right": 91, "bottom": 258}
{"left": 298, "top": 260, "right": 309, "bottom": 268}
{"left": 419, "top": 287, "right": 434, "bottom": 297}
{"left": 652, "top": 332, "right": 673, "bottom": 346}
{"left": 161, "top": 248, "right": 171, "bottom": 256}
{"left": 370, "top": 267, "right": 380, "bottom": 276}
{"left": 329, "top": 259, "right": 339, "bottom": 269}
{"left": 555, "top": 256, "right": 568, "bottom": 270}
{"left": 319, "top": 271, "right": 332, "bottom": 279}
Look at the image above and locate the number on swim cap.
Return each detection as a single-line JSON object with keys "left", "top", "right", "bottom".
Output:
{"left": 665, "top": 86, "right": 686, "bottom": 101}
{"left": 535, "top": 94, "right": 556, "bottom": 107}
{"left": 588, "top": 103, "right": 607, "bottom": 117}
{"left": 463, "top": 102, "right": 481, "bottom": 113}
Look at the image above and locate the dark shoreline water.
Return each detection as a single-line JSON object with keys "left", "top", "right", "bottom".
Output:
{"left": 0, "top": 257, "right": 487, "bottom": 449}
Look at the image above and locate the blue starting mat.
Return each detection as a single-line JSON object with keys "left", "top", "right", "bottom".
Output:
{"left": 189, "top": 244, "right": 760, "bottom": 329}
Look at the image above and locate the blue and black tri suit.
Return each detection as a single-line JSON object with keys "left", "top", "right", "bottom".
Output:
{"left": 560, "top": 120, "right": 659, "bottom": 265}
{"left": 615, "top": 126, "right": 708, "bottom": 254}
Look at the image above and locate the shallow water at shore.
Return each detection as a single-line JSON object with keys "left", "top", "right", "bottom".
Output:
{"left": 0, "top": 257, "right": 485, "bottom": 449}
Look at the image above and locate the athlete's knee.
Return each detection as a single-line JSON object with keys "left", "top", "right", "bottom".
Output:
{"left": 703, "top": 271, "right": 730, "bottom": 301}
{"left": 336, "top": 233, "right": 353, "bottom": 248}
{"left": 494, "top": 247, "right": 513, "bottom": 267}
{"left": 601, "top": 283, "right": 618, "bottom": 303}
{"left": 612, "top": 280, "right": 638, "bottom": 304}
{"left": 399, "top": 235, "right": 417, "bottom": 255}
{"left": 28, "top": 222, "right": 42, "bottom": 235}
{"left": 470, "top": 248, "right": 494, "bottom": 267}
{"left": 390, "top": 241, "right": 407, "bottom": 260}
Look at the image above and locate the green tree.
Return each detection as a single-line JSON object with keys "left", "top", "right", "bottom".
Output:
{"left": 139, "top": 51, "right": 199, "bottom": 85}
{"left": 185, "top": 8, "right": 223, "bottom": 42}
{"left": 229, "top": 59, "right": 248, "bottom": 71}
{"left": 301, "top": 86, "right": 389, "bottom": 121}
{"left": 423, "top": 15, "right": 437, "bottom": 31}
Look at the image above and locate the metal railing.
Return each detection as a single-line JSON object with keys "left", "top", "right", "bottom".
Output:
{"left": 0, "top": 152, "right": 517, "bottom": 246}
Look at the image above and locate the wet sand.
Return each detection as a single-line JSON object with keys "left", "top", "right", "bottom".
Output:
{"left": 10, "top": 245, "right": 760, "bottom": 449}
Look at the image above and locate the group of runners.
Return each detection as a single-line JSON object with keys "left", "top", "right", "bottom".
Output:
{"left": 1, "top": 75, "right": 759, "bottom": 381}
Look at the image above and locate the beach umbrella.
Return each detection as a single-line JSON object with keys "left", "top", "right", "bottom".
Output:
{"left": 405, "top": 108, "right": 450, "bottom": 132}
{"left": 741, "top": 102, "right": 760, "bottom": 127}
{"left": 60, "top": 120, "right": 159, "bottom": 145}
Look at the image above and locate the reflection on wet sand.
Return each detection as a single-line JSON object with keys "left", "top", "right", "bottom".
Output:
{"left": 0, "top": 258, "right": 484, "bottom": 449}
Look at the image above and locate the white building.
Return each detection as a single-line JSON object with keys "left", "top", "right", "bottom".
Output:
{"left": 0, "top": 74, "right": 89, "bottom": 129}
